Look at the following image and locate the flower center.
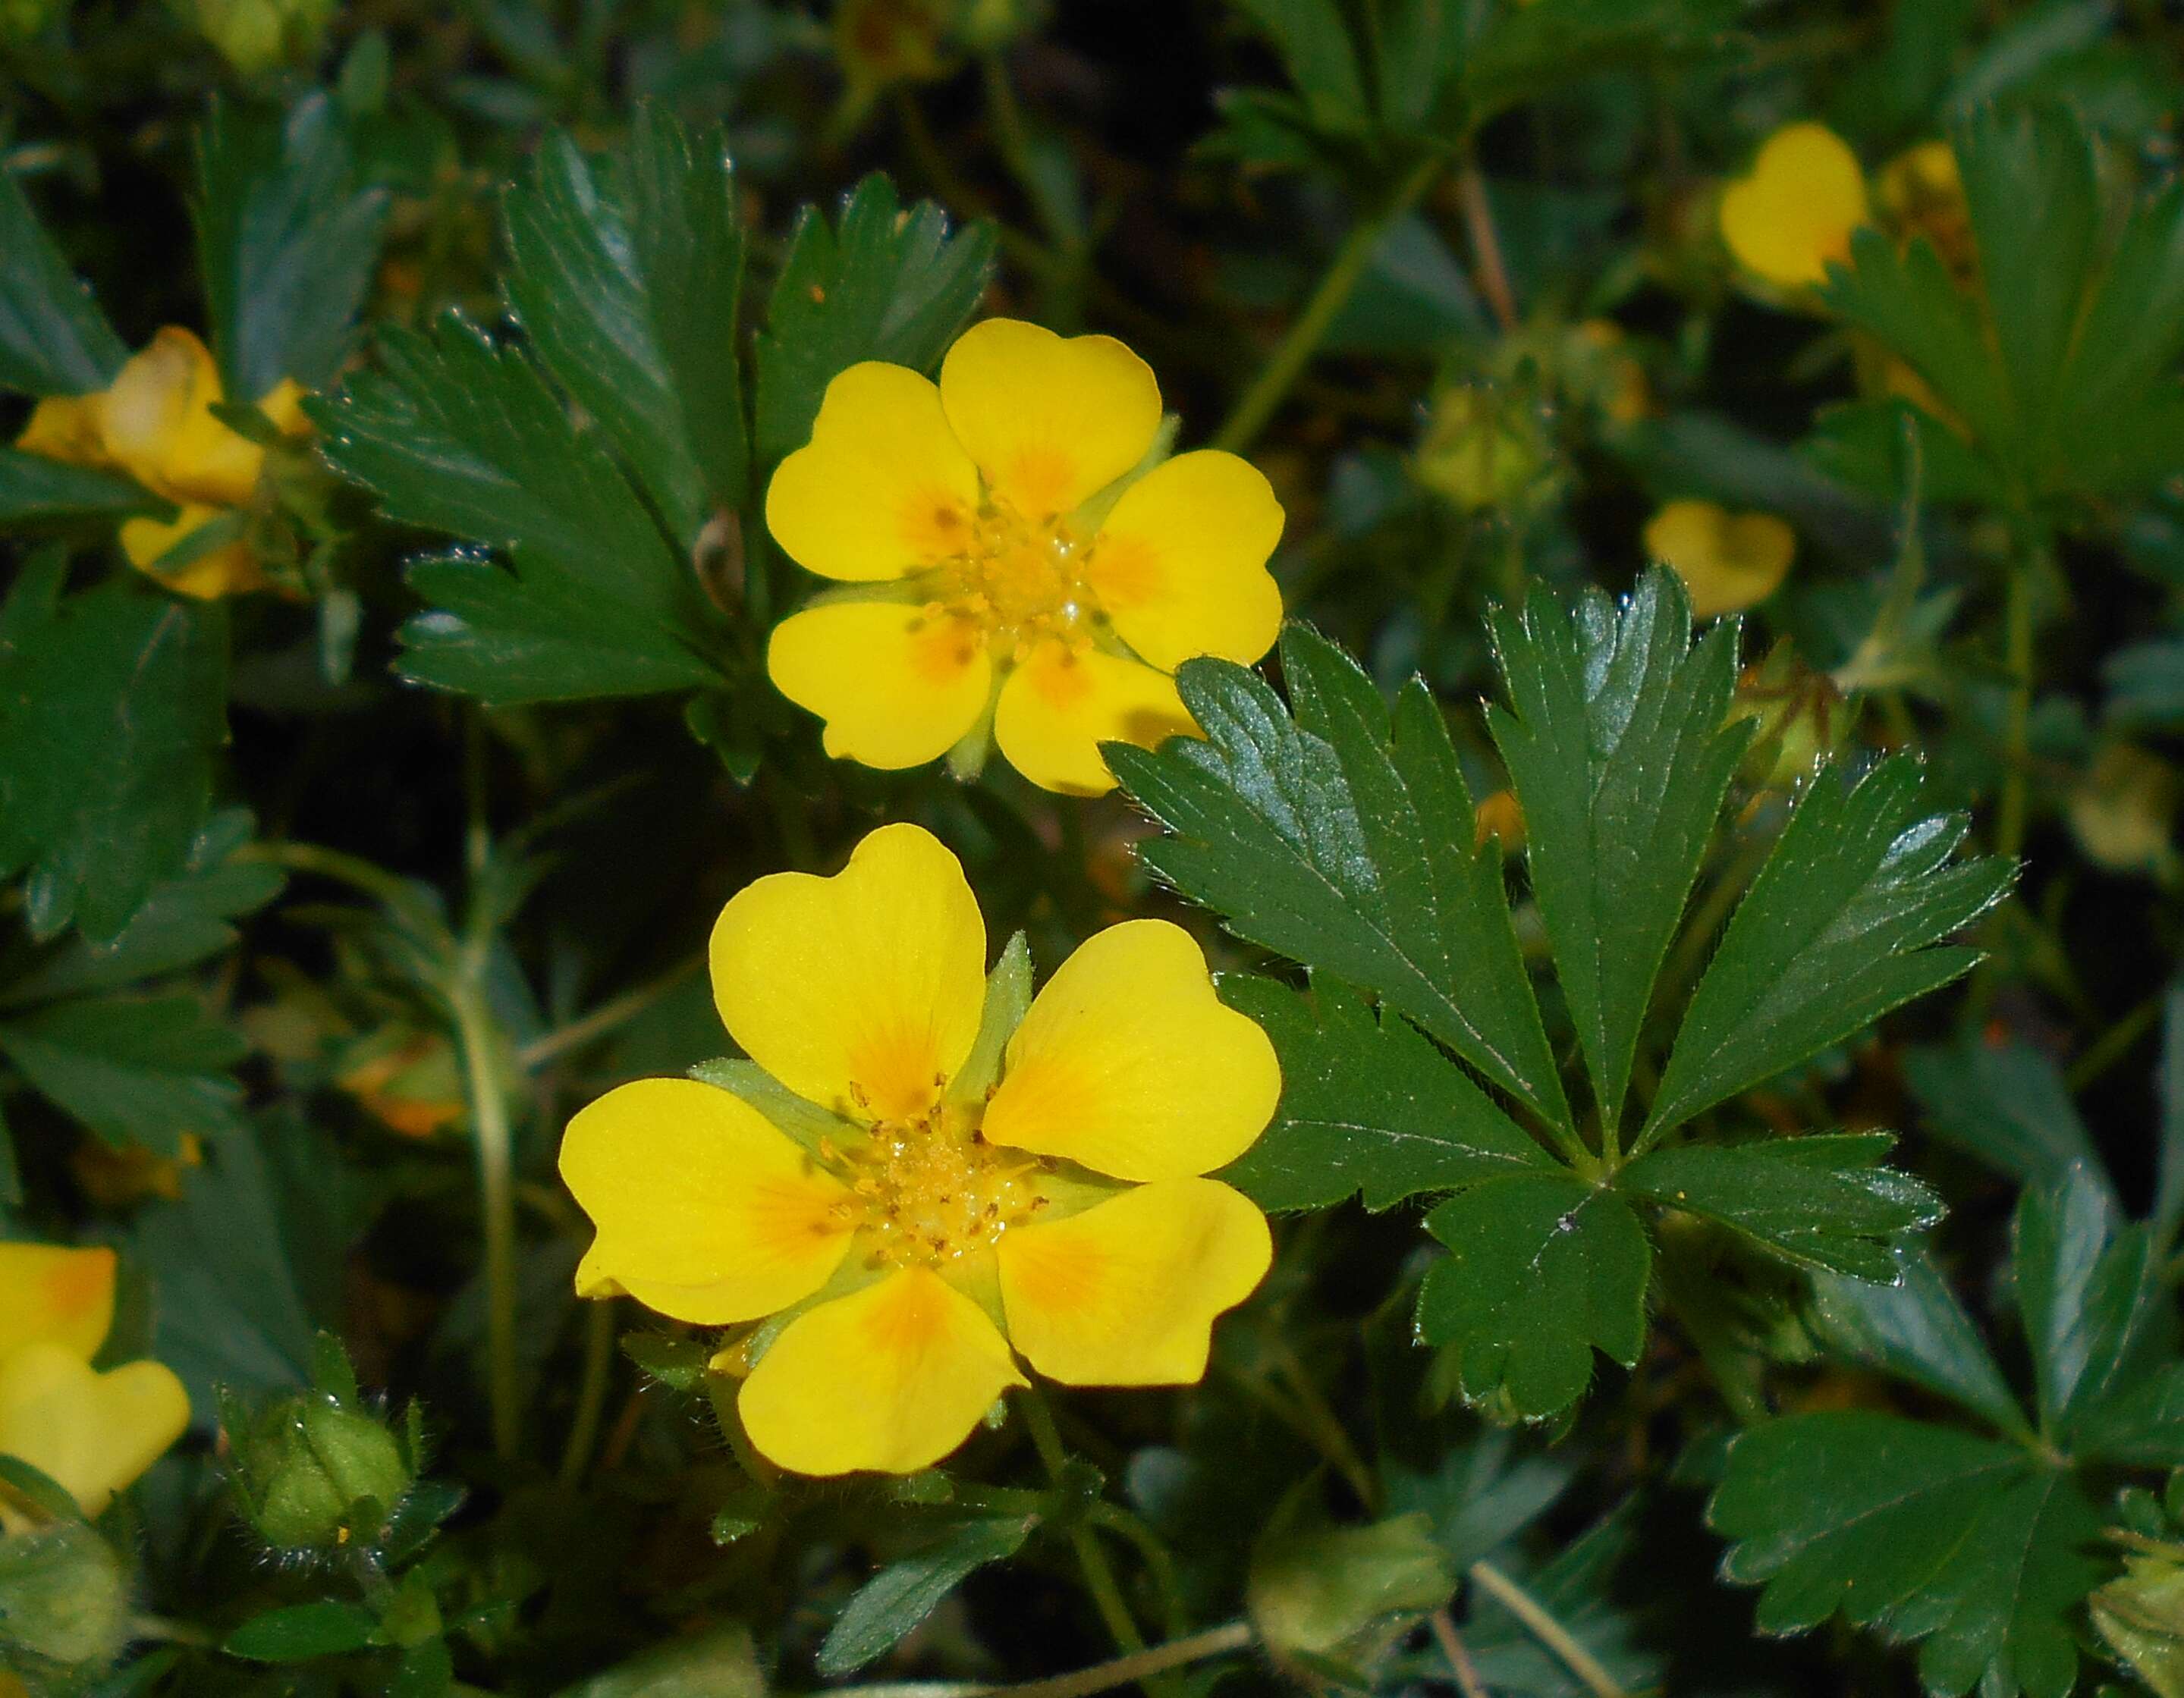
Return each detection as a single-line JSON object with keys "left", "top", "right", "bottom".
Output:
{"left": 829, "top": 1099, "right": 1051, "bottom": 1270}
{"left": 925, "top": 499, "right": 1101, "bottom": 656}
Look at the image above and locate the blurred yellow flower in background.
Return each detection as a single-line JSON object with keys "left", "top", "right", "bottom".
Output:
{"left": 1718, "top": 122, "right": 1870, "bottom": 290}
{"left": 561, "top": 823, "right": 1278, "bottom": 1476}
{"left": 0, "top": 1244, "right": 189, "bottom": 1520}
{"left": 1645, "top": 499, "right": 1795, "bottom": 619}
{"left": 764, "top": 319, "right": 1285, "bottom": 795}
{"left": 14, "top": 327, "right": 306, "bottom": 599}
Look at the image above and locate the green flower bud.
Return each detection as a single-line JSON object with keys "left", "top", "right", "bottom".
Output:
{"left": 2092, "top": 1553, "right": 2184, "bottom": 1698}
{"left": 222, "top": 1384, "right": 416, "bottom": 1555}
{"left": 183, "top": 0, "right": 333, "bottom": 76}
{"left": 1413, "top": 386, "right": 1545, "bottom": 514}
{"left": 0, "top": 1521, "right": 130, "bottom": 1671}
{"left": 1249, "top": 1510, "right": 1455, "bottom": 1667}
{"left": 1730, "top": 642, "right": 1847, "bottom": 793}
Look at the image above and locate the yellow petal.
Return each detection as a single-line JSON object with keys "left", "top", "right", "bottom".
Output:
{"left": 1719, "top": 123, "right": 1870, "bottom": 290}
{"left": 737, "top": 1267, "right": 1025, "bottom": 1475}
{"left": 939, "top": 319, "right": 1161, "bottom": 520}
{"left": 0, "top": 1244, "right": 115, "bottom": 1362}
{"left": 1644, "top": 499, "right": 1795, "bottom": 619}
{"left": 992, "top": 642, "right": 1196, "bottom": 796}
{"left": 119, "top": 504, "right": 269, "bottom": 600}
{"left": 0, "top": 1342, "right": 190, "bottom": 1518}
{"left": 1087, "top": 450, "right": 1285, "bottom": 672}
{"left": 14, "top": 393, "right": 112, "bottom": 469}
{"left": 559, "top": 1078, "right": 856, "bottom": 1325}
{"left": 982, "top": 918, "right": 1280, "bottom": 1181}
{"left": 257, "top": 378, "right": 313, "bottom": 438}
{"left": 765, "top": 363, "right": 982, "bottom": 582}
{"left": 96, "top": 328, "right": 264, "bottom": 506}
{"left": 996, "top": 1178, "right": 1269, "bottom": 1385}
{"left": 710, "top": 823, "right": 987, "bottom": 1121}
{"left": 768, "top": 599, "right": 994, "bottom": 770}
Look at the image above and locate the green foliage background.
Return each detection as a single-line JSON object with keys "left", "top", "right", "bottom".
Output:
{"left": 3, "top": 1, "right": 2184, "bottom": 1695}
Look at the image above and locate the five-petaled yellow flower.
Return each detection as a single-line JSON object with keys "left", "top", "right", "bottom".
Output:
{"left": 14, "top": 326, "right": 306, "bottom": 599}
{"left": 1645, "top": 498, "right": 1796, "bottom": 620}
{"left": 560, "top": 823, "right": 1280, "bottom": 1476}
{"left": 0, "top": 1242, "right": 190, "bottom": 1521}
{"left": 763, "top": 319, "right": 1285, "bottom": 795}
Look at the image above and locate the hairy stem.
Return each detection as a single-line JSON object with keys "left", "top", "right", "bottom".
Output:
{"left": 1455, "top": 165, "right": 1518, "bottom": 333}
{"left": 1213, "top": 155, "right": 1442, "bottom": 454}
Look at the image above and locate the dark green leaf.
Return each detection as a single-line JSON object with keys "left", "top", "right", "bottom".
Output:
{"left": 1488, "top": 567, "right": 1747, "bottom": 1128}
{"left": 1642, "top": 758, "right": 2008, "bottom": 1141}
{"left": 1108, "top": 635, "right": 1567, "bottom": 1130}
{"left": 224, "top": 1601, "right": 381, "bottom": 1662}
{"left": 1227, "top": 0, "right": 1369, "bottom": 133}
{"left": 2071, "top": 1362, "right": 2184, "bottom": 1468}
{"left": 0, "top": 574, "right": 228, "bottom": 942}
{"left": 2107, "top": 638, "right": 2184, "bottom": 729}
{"left": 314, "top": 319, "right": 725, "bottom": 704}
{"left": 1218, "top": 975, "right": 1551, "bottom": 1212}
{"left": 1416, "top": 1171, "right": 1648, "bottom": 1420}
{"left": 0, "top": 447, "right": 166, "bottom": 526}
{"left": 1462, "top": 0, "right": 1736, "bottom": 132}
{"left": 195, "top": 94, "right": 388, "bottom": 400}
{"left": 753, "top": 174, "right": 995, "bottom": 466}
{"left": 0, "top": 167, "right": 126, "bottom": 396}
{"left": 815, "top": 1514, "right": 1035, "bottom": 1677}
{"left": 503, "top": 109, "right": 747, "bottom": 551}
{"left": 2013, "top": 1166, "right": 2159, "bottom": 1436}
{"left": 1711, "top": 1411, "right": 2102, "bottom": 1698}
{"left": 1903, "top": 1032, "right": 2105, "bottom": 1194}
{"left": 1623, "top": 1133, "right": 1943, "bottom": 1280}
{"left": 2, "top": 809, "right": 283, "bottom": 1005}
{"left": 1809, "top": 1250, "right": 2025, "bottom": 1436}
{"left": 0, "top": 993, "right": 247, "bottom": 1155}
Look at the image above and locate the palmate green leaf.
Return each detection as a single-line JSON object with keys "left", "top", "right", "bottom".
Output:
{"left": 503, "top": 107, "right": 747, "bottom": 553}
{"left": 1640, "top": 758, "right": 2010, "bottom": 1141}
{"left": 2013, "top": 1164, "right": 2164, "bottom": 1438}
{"left": 1621, "top": 1133, "right": 1943, "bottom": 1281}
{"left": 1711, "top": 1412, "right": 2104, "bottom": 1698}
{"left": 195, "top": 93, "right": 388, "bottom": 400}
{"left": 314, "top": 318, "right": 727, "bottom": 704}
{"left": 753, "top": 174, "right": 996, "bottom": 467}
{"left": 1488, "top": 567, "right": 1747, "bottom": 1129}
{"left": 1416, "top": 1172, "right": 1649, "bottom": 1420}
{"left": 1226, "top": 0, "right": 1372, "bottom": 136}
{"left": 1810, "top": 1250, "right": 2027, "bottom": 1436}
{"left": 0, "top": 167, "right": 126, "bottom": 397}
{"left": 0, "top": 447, "right": 167, "bottom": 527}
{"left": 816, "top": 1514, "right": 1036, "bottom": 1676}
{"left": 1107, "top": 625, "right": 1567, "bottom": 1129}
{"left": 0, "top": 561, "right": 228, "bottom": 943}
{"left": 0, "top": 993, "right": 246, "bottom": 1156}
{"left": 1460, "top": 0, "right": 1737, "bottom": 132}
{"left": 1218, "top": 975, "right": 1551, "bottom": 1212}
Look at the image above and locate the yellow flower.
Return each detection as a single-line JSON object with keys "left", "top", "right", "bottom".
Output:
{"left": 14, "top": 326, "right": 308, "bottom": 600}
{"left": 0, "top": 1244, "right": 189, "bottom": 1520}
{"left": 1644, "top": 499, "right": 1795, "bottom": 620}
{"left": 560, "top": 822, "right": 1280, "bottom": 1476}
{"left": 763, "top": 319, "right": 1286, "bottom": 795}
{"left": 1718, "top": 122, "right": 1870, "bottom": 290}
{"left": 1875, "top": 139, "right": 1970, "bottom": 275}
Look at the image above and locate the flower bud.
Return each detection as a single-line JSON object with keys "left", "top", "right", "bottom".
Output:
{"left": 1413, "top": 387, "right": 1545, "bottom": 514}
{"left": 1248, "top": 1511, "right": 1455, "bottom": 1666}
{"left": 0, "top": 1521, "right": 130, "bottom": 1670}
{"left": 187, "top": 0, "right": 333, "bottom": 75}
{"left": 1730, "top": 642, "right": 1846, "bottom": 793}
{"left": 2068, "top": 745, "right": 2180, "bottom": 880}
{"left": 2093, "top": 1552, "right": 2184, "bottom": 1697}
{"left": 222, "top": 1376, "right": 417, "bottom": 1555}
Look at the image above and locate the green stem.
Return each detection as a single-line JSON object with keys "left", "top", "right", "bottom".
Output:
{"left": 558, "top": 1298, "right": 617, "bottom": 1486}
{"left": 1020, "top": 1389, "right": 1162, "bottom": 1683}
{"left": 1086, "top": 1504, "right": 1188, "bottom": 1640}
{"left": 520, "top": 955, "right": 705, "bottom": 1072}
{"left": 452, "top": 975, "right": 521, "bottom": 1461}
{"left": 2067, "top": 992, "right": 2165, "bottom": 1092}
{"left": 1469, "top": 1561, "right": 1626, "bottom": 1698}
{"left": 1266, "top": 1335, "right": 1377, "bottom": 1511}
{"left": 1997, "top": 543, "right": 2041, "bottom": 862}
{"left": 239, "top": 840, "right": 426, "bottom": 912}
{"left": 1212, "top": 155, "right": 1443, "bottom": 454}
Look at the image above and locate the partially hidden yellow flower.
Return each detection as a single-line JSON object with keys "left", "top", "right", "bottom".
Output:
{"left": 0, "top": 1244, "right": 189, "bottom": 1520}
{"left": 763, "top": 319, "right": 1286, "bottom": 795}
{"left": 14, "top": 326, "right": 307, "bottom": 600}
{"left": 1644, "top": 499, "right": 1795, "bottom": 620}
{"left": 1718, "top": 122, "right": 1871, "bottom": 290}
{"left": 1875, "top": 139, "right": 1971, "bottom": 276}
{"left": 560, "top": 822, "right": 1280, "bottom": 1476}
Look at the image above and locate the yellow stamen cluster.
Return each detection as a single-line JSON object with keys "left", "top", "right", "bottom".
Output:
{"left": 827, "top": 1097, "right": 1051, "bottom": 1270}
{"left": 922, "top": 498, "right": 1103, "bottom": 661}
